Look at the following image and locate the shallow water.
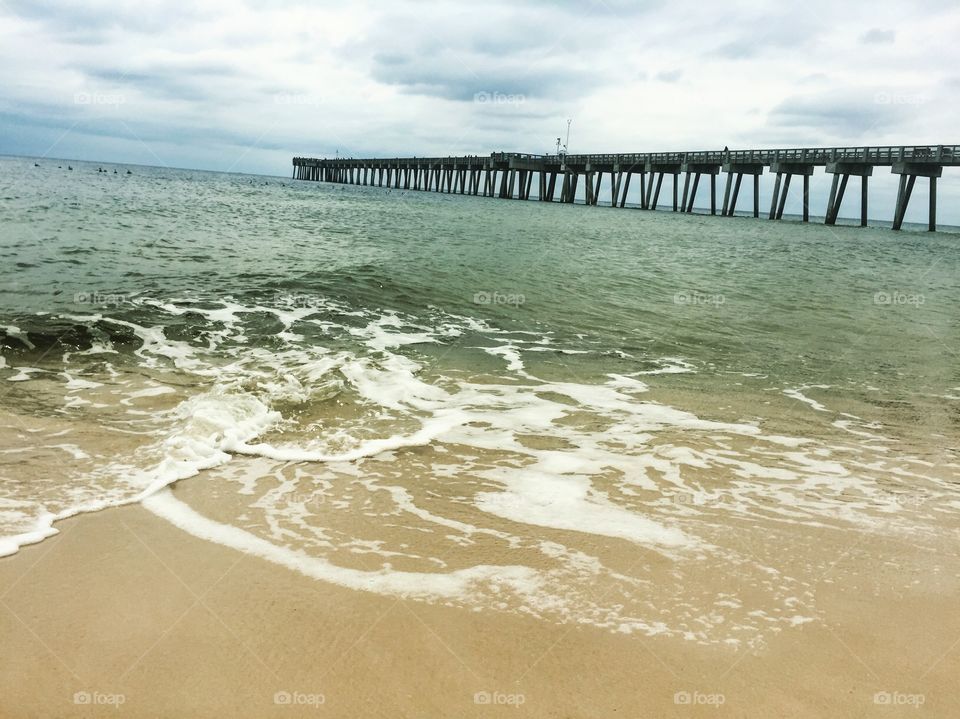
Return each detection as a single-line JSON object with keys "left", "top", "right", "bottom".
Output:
{"left": 1, "top": 155, "right": 958, "bottom": 644}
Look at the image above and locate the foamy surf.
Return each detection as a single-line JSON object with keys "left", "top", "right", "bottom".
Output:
{"left": 143, "top": 490, "right": 542, "bottom": 601}
{"left": 1, "top": 293, "right": 958, "bottom": 644}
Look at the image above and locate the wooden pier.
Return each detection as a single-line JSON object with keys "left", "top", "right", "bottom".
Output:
{"left": 292, "top": 146, "right": 959, "bottom": 231}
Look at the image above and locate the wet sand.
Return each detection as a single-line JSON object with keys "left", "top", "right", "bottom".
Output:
{"left": 2, "top": 484, "right": 959, "bottom": 718}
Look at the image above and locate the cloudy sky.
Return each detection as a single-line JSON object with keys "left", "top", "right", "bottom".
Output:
{"left": 1, "top": 0, "right": 957, "bottom": 190}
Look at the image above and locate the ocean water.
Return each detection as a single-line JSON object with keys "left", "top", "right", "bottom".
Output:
{"left": 2, "top": 155, "right": 958, "bottom": 643}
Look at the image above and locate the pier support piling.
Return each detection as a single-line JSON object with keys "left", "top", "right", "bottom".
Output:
{"left": 769, "top": 173, "right": 782, "bottom": 220}
{"left": 861, "top": 176, "right": 868, "bottom": 227}
{"left": 729, "top": 174, "right": 743, "bottom": 216}
{"left": 721, "top": 173, "right": 732, "bottom": 216}
{"left": 645, "top": 162, "right": 681, "bottom": 211}
{"left": 686, "top": 173, "right": 701, "bottom": 212}
{"left": 677, "top": 162, "right": 719, "bottom": 212}
{"left": 891, "top": 162, "right": 942, "bottom": 231}
{"left": 721, "top": 162, "right": 763, "bottom": 217}
{"left": 929, "top": 176, "right": 936, "bottom": 231}
{"left": 893, "top": 174, "right": 915, "bottom": 231}
{"left": 776, "top": 174, "right": 791, "bottom": 219}
{"left": 652, "top": 173, "right": 664, "bottom": 210}
{"left": 766, "top": 162, "right": 814, "bottom": 222}
{"left": 825, "top": 162, "right": 873, "bottom": 226}
{"left": 803, "top": 175, "right": 810, "bottom": 222}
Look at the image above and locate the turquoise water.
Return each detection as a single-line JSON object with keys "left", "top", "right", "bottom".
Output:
{"left": 1, "top": 155, "right": 958, "bottom": 641}
{"left": 3, "top": 156, "right": 957, "bottom": 435}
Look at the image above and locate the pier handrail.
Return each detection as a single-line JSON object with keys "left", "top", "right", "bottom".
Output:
{"left": 299, "top": 145, "right": 959, "bottom": 168}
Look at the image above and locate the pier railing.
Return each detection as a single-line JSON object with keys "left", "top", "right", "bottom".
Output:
{"left": 296, "top": 145, "right": 959, "bottom": 168}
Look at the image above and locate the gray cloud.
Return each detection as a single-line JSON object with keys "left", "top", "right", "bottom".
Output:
{"left": 0, "top": 104, "right": 293, "bottom": 154}
{"left": 79, "top": 64, "right": 247, "bottom": 102}
{"left": 4, "top": 0, "right": 210, "bottom": 39}
{"left": 370, "top": 57, "right": 594, "bottom": 101}
{"left": 860, "top": 28, "right": 896, "bottom": 44}
{"left": 767, "top": 91, "right": 916, "bottom": 138}
{"left": 708, "top": 16, "right": 819, "bottom": 60}
{"left": 349, "top": 1, "right": 663, "bottom": 103}
{"left": 656, "top": 69, "right": 683, "bottom": 83}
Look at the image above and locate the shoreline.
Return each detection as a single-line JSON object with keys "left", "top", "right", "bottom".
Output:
{"left": 2, "top": 485, "right": 958, "bottom": 717}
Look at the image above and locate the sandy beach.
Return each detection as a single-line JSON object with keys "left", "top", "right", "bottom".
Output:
{"left": 3, "top": 0, "right": 960, "bottom": 714}
{"left": 2, "top": 474, "right": 958, "bottom": 718}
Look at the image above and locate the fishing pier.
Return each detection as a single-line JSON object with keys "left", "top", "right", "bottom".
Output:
{"left": 292, "top": 146, "right": 958, "bottom": 231}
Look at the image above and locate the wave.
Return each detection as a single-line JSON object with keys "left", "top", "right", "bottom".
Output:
{"left": 1, "top": 294, "right": 958, "bottom": 641}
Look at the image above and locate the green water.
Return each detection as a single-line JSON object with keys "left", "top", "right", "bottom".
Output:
{"left": 2, "top": 155, "right": 957, "bottom": 441}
